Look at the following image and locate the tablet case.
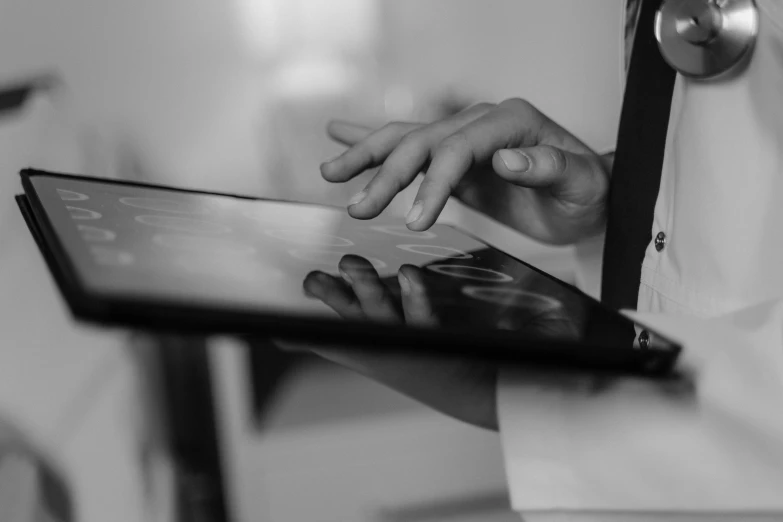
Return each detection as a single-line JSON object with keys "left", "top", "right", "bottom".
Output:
{"left": 16, "top": 168, "right": 682, "bottom": 379}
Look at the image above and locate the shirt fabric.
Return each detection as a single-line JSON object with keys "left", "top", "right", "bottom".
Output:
{"left": 498, "top": 0, "right": 783, "bottom": 519}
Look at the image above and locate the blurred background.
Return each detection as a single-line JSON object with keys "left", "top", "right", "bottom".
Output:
{"left": 0, "top": 1, "right": 625, "bottom": 521}
{"left": 0, "top": 0, "right": 625, "bottom": 202}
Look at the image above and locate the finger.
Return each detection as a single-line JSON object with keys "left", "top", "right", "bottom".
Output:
{"left": 404, "top": 100, "right": 545, "bottom": 230}
{"left": 303, "top": 271, "right": 365, "bottom": 320}
{"left": 398, "top": 265, "right": 438, "bottom": 327}
{"left": 321, "top": 121, "right": 421, "bottom": 183}
{"left": 492, "top": 145, "right": 602, "bottom": 191}
{"left": 326, "top": 120, "right": 373, "bottom": 146}
{"left": 338, "top": 255, "right": 400, "bottom": 322}
{"left": 348, "top": 103, "right": 495, "bottom": 220}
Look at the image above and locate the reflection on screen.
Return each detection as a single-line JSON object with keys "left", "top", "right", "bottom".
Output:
{"left": 33, "top": 175, "right": 636, "bottom": 346}
{"left": 300, "top": 250, "right": 582, "bottom": 341}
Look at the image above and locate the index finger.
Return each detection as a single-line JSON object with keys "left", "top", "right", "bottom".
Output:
{"left": 406, "top": 100, "right": 544, "bottom": 230}
{"left": 321, "top": 121, "right": 422, "bottom": 183}
{"left": 327, "top": 120, "right": 373, "bottom": 146}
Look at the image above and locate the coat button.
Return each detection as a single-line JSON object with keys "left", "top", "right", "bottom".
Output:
{"left": 638, "top": 330, "right": 651, "bottom": 349}
{"left": 654, "top": 231, "right": 667, "bottom": 252}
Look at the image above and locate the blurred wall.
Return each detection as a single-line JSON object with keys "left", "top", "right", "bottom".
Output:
{"left": 0, "top": 0, "right": 625, "bottom": 195}
{"left": 0, "top": 0, "right": 265, "bottom": 193}
{"left": 379, "top": 0, "right": 625, "bottom": 152}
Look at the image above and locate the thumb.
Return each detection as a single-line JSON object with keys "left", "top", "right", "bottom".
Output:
{"left": 492, "top": 145, "right": 597, "bottom": 189}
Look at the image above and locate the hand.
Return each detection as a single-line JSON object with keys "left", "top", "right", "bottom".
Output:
{"left": 305, "top": 260, "right": 436, "bottom": 327}
{"left": 321, "top": 98, "right": 611, "bottom": 245}
{"left": 276, "top": 255, "right": 499, "bottom": 430}
{"left": 278, "top": 253, "right": 585, "bottom": 430}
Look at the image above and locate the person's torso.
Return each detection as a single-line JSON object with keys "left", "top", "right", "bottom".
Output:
{"left": 629, "top": 0, "right": 783, "bottom": 317}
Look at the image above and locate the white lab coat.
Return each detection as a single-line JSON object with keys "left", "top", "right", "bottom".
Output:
{"left": 499, "top": 0, "right": 783, "bottom": 520}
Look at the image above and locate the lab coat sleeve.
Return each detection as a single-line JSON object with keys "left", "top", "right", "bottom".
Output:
{"left": 496, "top": 298, "right": 783, "bottom": 520}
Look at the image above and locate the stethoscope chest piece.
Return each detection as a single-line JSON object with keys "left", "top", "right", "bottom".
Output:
{"left": 655, "top": 0, "right": 759, "bottom": 80}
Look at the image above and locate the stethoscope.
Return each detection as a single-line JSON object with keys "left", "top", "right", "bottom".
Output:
{"left": 655, "top": 0, "right": 759, "bottom": 79}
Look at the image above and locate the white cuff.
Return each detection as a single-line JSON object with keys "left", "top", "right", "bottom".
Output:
{"left": 497, "top": 302, "right": 783, "bottom": 518}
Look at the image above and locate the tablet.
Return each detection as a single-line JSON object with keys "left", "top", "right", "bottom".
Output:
{"left": 17, "top": 169, "right": 681, "bottom": 377}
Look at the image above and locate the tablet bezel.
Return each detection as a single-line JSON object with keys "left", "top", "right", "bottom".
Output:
{"left": 18, "top": 168, "right": 682, "bottom": 377}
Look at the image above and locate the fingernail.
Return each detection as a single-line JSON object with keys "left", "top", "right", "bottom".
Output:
{"left": 398, "top": 272, "right": 411, "bottom": 294}
{"left": 405, "top": 201, "right": 424, "bottom": 225}
{"left": 339, "top": 268, "right": 352, "bottom": 284}
{"left": 498, "top": 149, "right": 530, "bottom": 172}
{"left": 322, "top": 152, "right": 342, "bottom": 166}
{"left": 320, "top": 158, "right": 341, "bottom": 177}
{"left": 348, "top": 190, "right": 367, "bottom": 207}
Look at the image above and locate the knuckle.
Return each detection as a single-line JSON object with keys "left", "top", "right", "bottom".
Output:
{"left": 353, "top": 142, "right": 378, "bottom": 164}
{"left": 377, "top": 159, "right": 407, "bottom": 187}
{"left": 417, "top": 176, "right": 442, "bottom": 199}
{"left": 468, "top": 102, "right": 495, "bottom": 112}
{"left": 390, "top": 172, "right": 409, "bottom": 193}
{"left": 372, "top": 168, "right": 406, "bottom": 197}
{"left": 499, "top": 97, "right": 529, "bottom": 109}
{"left": 499, "top": 97, "right": 539, "bottom": 117}
{"left": 435, "top": 132, "right": 470, "bottom": 157}
{"left": 398, "top": 127, "right": 431, "bottom": 149}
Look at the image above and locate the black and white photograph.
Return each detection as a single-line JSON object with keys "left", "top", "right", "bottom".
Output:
{"left": 1, "top": 1, "right": 782, "bottom": 521}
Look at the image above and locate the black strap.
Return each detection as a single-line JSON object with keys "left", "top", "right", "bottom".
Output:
{"left": 600, "top": 0, "right": 677, "bottom": 310}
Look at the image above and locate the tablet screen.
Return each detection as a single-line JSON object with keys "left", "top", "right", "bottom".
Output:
{"left": 27, "top": 173, "right": 675, "bottom": 358}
